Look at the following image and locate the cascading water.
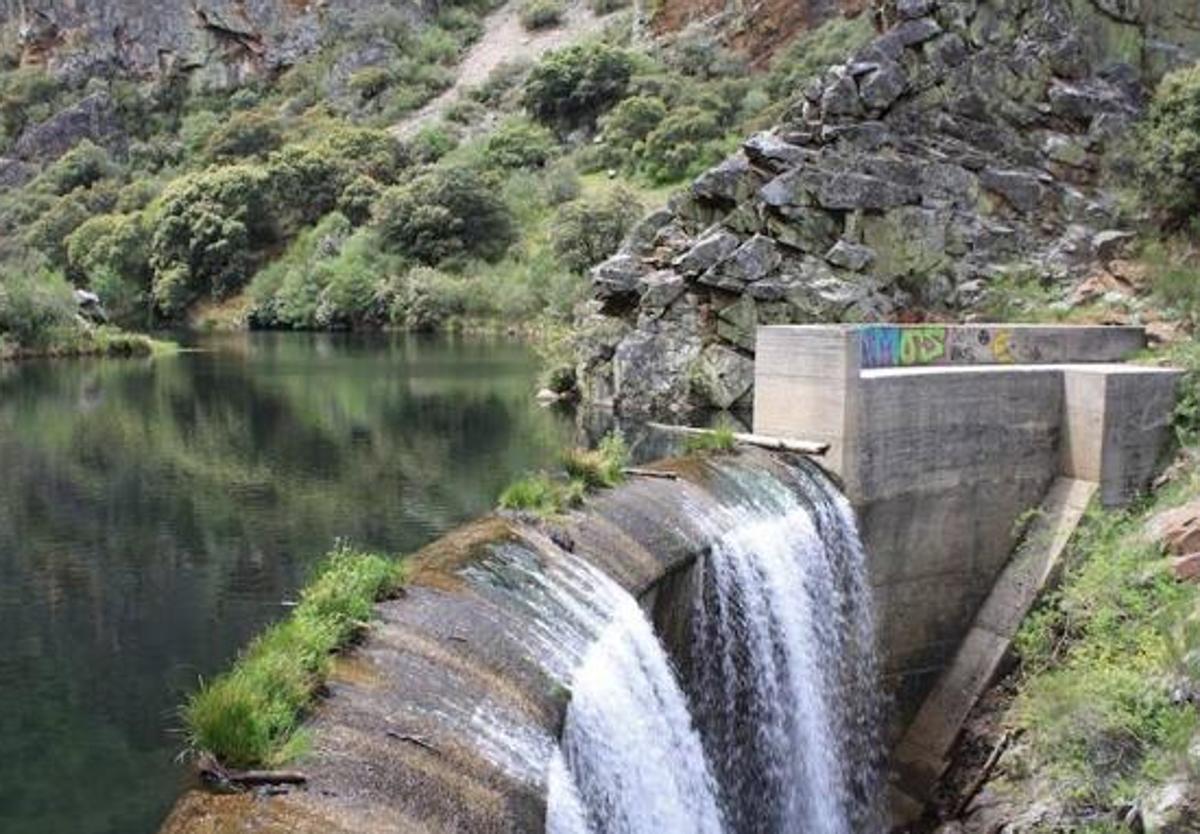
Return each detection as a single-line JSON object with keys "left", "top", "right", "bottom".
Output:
{"left": 546, "top": 458, "right": 884, "bottom": 834}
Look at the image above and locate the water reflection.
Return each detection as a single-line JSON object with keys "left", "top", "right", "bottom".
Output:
{"left": 0, "top": 332, "right": 572, "bottom": 834}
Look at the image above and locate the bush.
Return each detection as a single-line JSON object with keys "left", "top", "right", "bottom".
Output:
{"left": 408, "top": 124, "right": 459, "bottom": 164}
{"left": 683, "top": 425, "right": 737, "bottom": 454}
{"left": 0, "top": 257, "right": 80, "bottom": 347}
{"left": 483, "top": 118, "right": 557, "bottom": 170}
{"left": 390, "top": 265, "right": 469, "bottom": 331}
{"left": 498, "top": 473, "right": 585, "bottom": 515}
{"left": 0, "top": 68, "right": 64, "bottom": 147}
{"left": 148, "top": 165, "right": 274, "bottom": 315}
{"left": 520, "top": 0, "right": 565, "bottom": 30}
{"left": 600, "top": 94, "right": 668, "bottom": 152}
{"left": 205, "top": 111, "right": 284, "bottom": 161}
{"left": 1137, "top": 64, "right": 1200, "bottom": 228}
{"left": 65, "top": 213, "right": 151, "bottom": 323}
{"left": 373, "top": 166, "right": 516, "bottom": 264}
{"left": 522, "top": 43, "right": 636, "bottom": 129}
{"left": 183, "top": 544, "right": 404, "bottom": 768}
{"left": 337, "top": 174, "right": 384, "bottom": 226}
{"left": 562, "top": 431, "right": 628, "bottom": 488}
{"left": 552, "top": 188, "right": 643, "bottom": 272}
{"left": 23, "top": 194, "right": 95, "bottom": 266}
{"left": 469, "top": 58, "right": 533, "bottom": 108}
{"left": 40, "top": 140, "right": 116, "bottom": 195}
{"left": 639, "top": 105, "right": 724, "bottom": 182}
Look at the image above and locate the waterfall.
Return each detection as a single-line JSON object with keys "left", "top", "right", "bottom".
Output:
{"left": 545, "top": 458, "right": 885, "bottom": 834}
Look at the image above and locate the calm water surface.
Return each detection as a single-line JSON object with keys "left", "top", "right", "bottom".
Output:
{"left": 0, "top": 332, "right": 573, "bottom": 834}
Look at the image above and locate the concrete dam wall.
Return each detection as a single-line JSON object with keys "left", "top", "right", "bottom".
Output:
{"left": 163, "top": 323, "right": 1181, "bottom": 833}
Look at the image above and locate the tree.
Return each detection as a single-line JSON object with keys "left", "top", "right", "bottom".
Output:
{"left": 552, "top": 188, "right": 643, "bottom": 272}
{"left": 1138, "top": 64, "right": 1200, "bottom": 228}
{"left": 373, "top": 166, "right": 515, "bottom": 264}
{"left": 522, "top": 43, "right": 635, "bottom": 129}
{"left": 483, "top": 118, "right": 557, "bottom": 170}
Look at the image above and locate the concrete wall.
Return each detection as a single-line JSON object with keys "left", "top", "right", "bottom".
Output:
{"left": 753, "top": 324, "right": 1181, "bottom": 719}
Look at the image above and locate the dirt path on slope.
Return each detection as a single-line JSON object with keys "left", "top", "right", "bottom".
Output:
{"left": 391, "top": 0, "right": 612, "bottom": 139}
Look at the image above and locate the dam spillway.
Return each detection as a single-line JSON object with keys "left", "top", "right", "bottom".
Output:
{"left": 162, "top": 452, "right": 886, "bottom": 834}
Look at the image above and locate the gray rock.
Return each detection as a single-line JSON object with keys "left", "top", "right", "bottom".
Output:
{"left": 825, "top": 240, "right": 876, "bottom": 272}
{"left": 979, "top": 168, "right": 1045, "bottom": 213}
{"left": 743, "top": 133, "right": 813, "bottom": 173}
{"left": 13, "top": 92, "right": 125, "bottom": 162}
{"left": 592, "top": 255, "right": 646, "bottom": 301}
{"left": 693, "top": 344, "right": 755, "bottom": 410}
{"left": 612, "top": 326, "right": 702, "bottom": 416}
{"left": 1048, "top": 79, "right": 1132, "bottom": 125}
{"left": 859, "top": 62, "right": 909, "bottom": 112}
{"left": 638, "top": 270, "right": 686, "bottom": 311}
{"left": 816, "top": 172, "right": 919, "bottom": 211}
{"left": 0, "top": 157, "right": 36, "bottom": 188}
{"left": 622, "top": 209, "right": 675, "bottom": 255}
{"left": 898, "top": 0, "right": 936, "bottom": 19}
{"left": 672, "top": 229, "right": 742, "bottom": 275}
{"left": 716, "top": 296, "right": 758, "bottom": 351}
{"left": 894, "top": 16, "right": 944, "bottom": 47}
{"left": 766, "top": 207, "right": 841, "bottom": 254}
{"left": 1092, "top": 229, "right": 1136, "bottom": 262}
{"left": 822, "top": 73, "right": 864, "bottom": 119}
{"left": 691, "top": 154, "right": 766, "bottom": 205}
{"left": 699, "top": 235, "right": 782, "bottom": 289}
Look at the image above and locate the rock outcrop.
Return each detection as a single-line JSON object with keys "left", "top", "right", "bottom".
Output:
{"left": 0, "top": 0, "right": 426, "bottom": 89}
{"left": 576, "top": 0, "right": 1200, "bottom": 418}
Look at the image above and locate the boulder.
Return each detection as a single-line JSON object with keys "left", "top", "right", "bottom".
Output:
{"left": 638, "top": 271, "right": 687, "bottom": 311}
{"left": 743, "top": 133, "right": 813, "bottom": 173}
{"left": 822, "top": 73, "right": 864, "bottom": 119}
{"left": 825, "top": 240, "right": 876, "bottom": 272}
{"left": 859, "top": 62, "right": 909, "bottom": 112}
{"left": 0, "top": 157, "right": 36, "bottom": 189}
{"left": 1171, "top": 554, "right": 1200, "bottom": 583}
{"left": 691, "top": 155, "right": 767, "bottom": 205}
{"left": 698, "top": 235, "right": 782, "bottom": 290}
{"left": 612, "top": 326, "right": 702, "bottom": 416}
{"left": 14, "top": 92, "right": 125, "bottom": 162}
{"left": 898, "top": 0, "right": 936, "bottom": 20}
{"left": 672, "top": 229, "right": 742, "bottom": 276}
{"left": 979, "top": 168, "right": 1045, "bottom": 213}
{"left": 716, "top": 296, "right": 758, "bottom": 351}
{"left": 816, "top": 172, "right": 919, "bottom": 210}
{"left": 592, "top": 255, "right": 647, "bottom": 301}
{"left": 766, "top": 208, "right": 841, "bottom": 254}
{"left": 693, "top": 344, "right": 755, "bottom": 410}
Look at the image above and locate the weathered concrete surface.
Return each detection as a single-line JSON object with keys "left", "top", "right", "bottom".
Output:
{"left": 159, "top": 449, "right": 815, "bottom": 834}
{"left": 891, "top": 477, "right": 1097, "bottom": 812}
{"left": 753, "top": 324, "right": 1180, "bottom": 721}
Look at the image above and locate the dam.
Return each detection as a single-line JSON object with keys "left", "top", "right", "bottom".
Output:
{"left": 162, "top": 324, "right": 1181, "bottom": 834}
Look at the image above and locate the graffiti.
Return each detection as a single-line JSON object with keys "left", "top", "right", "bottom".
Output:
{"left": 860, "top": 326, "right": 947, "bottom": 367}
{"left": 990, "top": 328, "right": 1014, "bottom": 363}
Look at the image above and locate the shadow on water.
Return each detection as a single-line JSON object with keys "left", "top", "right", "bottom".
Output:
{"left": 0, "top": 331, "right": 573, "bottom": 834}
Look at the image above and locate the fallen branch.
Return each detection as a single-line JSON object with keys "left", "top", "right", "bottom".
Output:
{"left": 648, "top": 423, "right": 830, "bottom": 456}
{"left": 953, "top": 730, "right": 1015, "bottom": 818}
{"left": 386, "top": 729, "right": 439, "bottom": 753}
{"left": 198, "top": 755, "right": 308, "bottom": 788}
{"left": 623, "top": 467, "right": 680, "bottom": 480}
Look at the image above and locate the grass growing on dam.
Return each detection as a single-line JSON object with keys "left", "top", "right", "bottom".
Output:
{"left": 683, "top": 424, "right": 737, "bottom": 455}
{"left": 183, "top": 544, "right": 406, "bottom": 769}
{"left": 500, "top": 432, "right": 628, "bottom": 515}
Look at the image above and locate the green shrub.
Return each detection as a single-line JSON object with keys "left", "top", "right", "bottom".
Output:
{"left": 0, "top": 257, "right": 80, "bottom": 347}
{"left": 522, "top": 43, "right": 636, "bottom": 128}
{"left": 552, "top": 188, "right": 643, "bottom": 272}
{"left": 348, "top": 66, "right": 395, "bottom": 102}
{"left": 23, "top": 193, "right": 95, "bottom": 266}
{"left": 483, "top": 118, "right": 557, "bottom": 170}
{"left": 0, "top": 67, "right": 65, "bottom": 147}
{"left": 373, "top": 166, "right": 516, "bottom": 264}
{"left": 639, "top": 105, "right": 724, "bottom": 182}
{"left": 469, "top": 59, "right": 533, "bottom": 108}
{"left": 600, "top": 94, "right": 668, "bottom": 152}
{"left": 520, "top": 0, "right": 565, "bottom": 30}
{"left": 148, "top": 165, "right": 274, "bottom": 315}
{"left": 541, "top": 160, "right": 582, "bottom": 205}
{"left": 1138, "top": 64, "right": 1200, "bottom": 228}
{"left": 65, "top": 213, "right": 152, "bottom": 324}
{"left": 205, "top": 111, "right": 284, "bottom": 161}
{"left": 40, "top": 140, "right": 116, "bottom": 195}
{"left": 337, "top": 174, "right": 384, "bottom": 226}
{"left": 408, "top": 124, "right": 459, "bottom": 164}
{"left": 183, "top": 544, "right": 405, "bottom": 768}
{"left": 390, "top": 265, "right": 469, "bottom": 331}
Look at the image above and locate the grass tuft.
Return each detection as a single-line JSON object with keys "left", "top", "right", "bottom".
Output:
{"left": 183, "top": 543, "right": 405, "bottom": 769}
{"left": 499, "top": 432, "right": 628, "bottom": 516}
{"left": 683, "top": 425, "right": 737, "bottom": 454}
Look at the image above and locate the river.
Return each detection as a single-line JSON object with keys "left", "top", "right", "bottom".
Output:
{"left": 0, "top": 332, "right": 574, "bottom": 834}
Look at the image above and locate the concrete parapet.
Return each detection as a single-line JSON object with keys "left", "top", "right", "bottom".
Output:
{"left": 753, "top": 324, "right": 1181, "bottom": 724}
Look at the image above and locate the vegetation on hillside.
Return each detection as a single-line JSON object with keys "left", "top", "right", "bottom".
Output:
{"left": 0, "top": 10, "right": 873, "bottom": 352}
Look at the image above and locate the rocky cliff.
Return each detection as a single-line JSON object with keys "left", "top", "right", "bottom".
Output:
{"left": 0, "top": 0, "right": 427, "bottom": 89}
{"left": 575, "top": 0, "right": 1200, "bottom": 418}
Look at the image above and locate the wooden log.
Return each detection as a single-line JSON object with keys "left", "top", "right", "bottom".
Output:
{"left": 647, "top": 423, "right": 830, "bottom": 456}
{"left": 953, "top": 730, "right": 1015, "bottom": 818}
{"left": 623, "top": 468, "right": 680, "bottom": 480}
